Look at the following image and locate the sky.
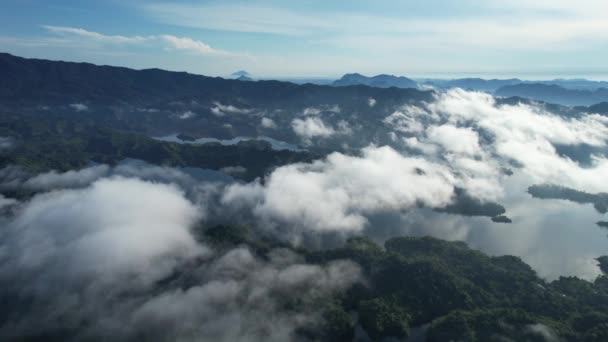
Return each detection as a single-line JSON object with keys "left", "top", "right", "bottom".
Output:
{"left": 1, "top": 0, "right": 607, "bottom": 79}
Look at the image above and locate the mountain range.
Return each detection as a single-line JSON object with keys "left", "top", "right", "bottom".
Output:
{"left": 332, "top": 73, "right": 418, "bottom": 89}
{"left": 495, "top": 83, "right": 608, "bottom": 106}
{"left": 330, "top": 72, "right": 608, "bottom": 106}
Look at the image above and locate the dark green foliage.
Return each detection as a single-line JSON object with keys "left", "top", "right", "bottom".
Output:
{"left": 358, "top": 297, "right": 411, "bottom": 339}
{"left": 427, "top": 309, "right": 563, "bottom": 342}
{"left": 437, "top": 188, "right": 506, "bottom": 218}
{"left": 597, "top": 221, "right": 608, "bottom": 229}
{"left": 582, "top": 323, "right": 608, "bottom": 342}
{"left": 597, "top": 256, "right": 608, "bottom": 274}
{"left": 528, "top": 184, "right": 608, "bottom": 214}
{"left": 0, "top": 110, "right": 314, "bottom": 184}
{"left": 320, "top": 304, "right": 355, "bottom": 341}
{"left": 492, "top": 215, "right": 512, "bottom": 223}
{"left": 308, "top": 235, "right": 607, "bottom": 341}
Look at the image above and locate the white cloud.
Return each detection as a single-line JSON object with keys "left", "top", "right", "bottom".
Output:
{"left": 0, "top": 175, "right": 362, "bottom": 340}
{"left": 222, "top": 146, "right": 456, "bottom": 232}
{"left": 368, "top": 98, "right": 377, "bottom": 107}
{"left": 143, "top": 1, "right": 608, "bottom": 51}
{"left": 383, "top": 110, "right": 425, "bottom": 133}
{"left": 426, "top": 124, "right": 482, "bottom": 156}
{"left": 70, "top": 103, "right": 89, "bottom": 112}
{"left": 159, "top": 35, "right": 233, "bottom": 56}
{"left": 404, "top": 136, "right": 439, "bottom": 155}
{"left": 3, "top": 177, "right": 204, "bottom": 283}
{"left": 261, "top": 117, "right": 277, "bottom": 128}
{"left": 427, "top": 89, "right": 608, "bottom": 193}
{"left": 43, "top": 25, "right": 236, "bottom": 57}
{"left": 291, "top": 117, "right": 335, "bottom": 142}
{"left": 301, "top": 107, "right": 321, "bottom": 116}
{"left": 210, "top": 102, "right": 252, "bottom": 116}
{"left": 301, "top": 105, "right": 340, "bottom": 116}
{"left": 43, "top": 25, "right": 150, "bottom": 43}
{"left": 22, "top": 165, "right": 110, "bottom": 190}
{"left": 178, "top": 110, "right": 196, "bottom": 119}
{"left": 380, "top": 88, "right": 608, "bottom": 201}
{"left": 525, "top": 324, "right": 560, "bottom": 342}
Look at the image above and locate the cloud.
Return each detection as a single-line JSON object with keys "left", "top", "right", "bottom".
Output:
{"left": 525, "top": 323, "right": 560, "bottom": 342}
{"left": 22, "top": 165, "right": 110, "bottom": 190}
{"left": 368, "top": 97, "right": 377, "bottom": 107}
{"left": 0, "top": 176, "right": 361, "bottom": 341}
{"left": 426, "top": 89, "right": 608, "bottom": 193}
{"left": 128, "top": 250, "right": 360, "bottom": 341}
{"left": 383, "top": 110, "right": 425, "bottom": 133}
{"left": 382, "top": 89, "right": 608, "bottom": 198}
{"left": 301, "top": 107, "right": 322, "bottom": 116}
{"left": 300, "top": 105, "right": 341, "bottom": 116}
{"left": 404, "top": 136, "right": 439, "bottom": 155}
{"left": 0, "top": 137, "right": 14, "bottom": 151}
{"left": 291, "top": 117, "right": 335, "bottom": 142}
{"left": 69, "top": 103, "right": 88, "bottom": 112}
{"left": 426, "top": 124, "right": 482, "bottom": 156}
{"left": 210, "top": 102, "right": 252, "bottom": 116}
{"left": 222, "top": 145, "right": 456, "bottom": 233}
{"left": 261, "top": 117, "right": 277, "bottom": 128}
{"left": 0, "top": 194, "right": 17, "bottom": 210}
{"left": 43, "top": 25, "right": 237, "bottom": 57}
{"left": 143, "top": 1, "right": 608, "bottom": 50}
{"left": 43, "top": 25, "right": 150, "bottom": 43}
{"left": 178, "top": 110, "right": 195, "bottom": 119}
{"left": 3, "top": 177, "right": 203, "bottom": 277}
{"left": 159, "top": 35, "right": 234, "bottom": 56}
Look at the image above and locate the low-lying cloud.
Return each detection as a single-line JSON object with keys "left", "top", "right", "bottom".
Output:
{"left": 69, "top": 103, "right": 89, "bottom": 112}
{"left": 291, "top": 116, "right": 335, "bottom": 142}
{"left": 0, "top": 176, "right": 361, "bottom": 341}
{"left": 222, "top": 145, "right": 456, "bottom": 234}
{"left": 211, "top": 101, "right": 252, "bottom": 116}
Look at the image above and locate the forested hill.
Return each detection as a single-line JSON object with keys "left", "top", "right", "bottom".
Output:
{"left": 0, "top": 52, "right": 432, "bottom": 106}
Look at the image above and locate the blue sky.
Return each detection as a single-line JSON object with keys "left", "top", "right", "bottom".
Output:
{"left": 1, "top": 0, "right": 607, "bottom": 79}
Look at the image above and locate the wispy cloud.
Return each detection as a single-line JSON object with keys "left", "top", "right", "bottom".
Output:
{"left": 159, "top": 35, "right": 234, "bottom": 56}
{"left": 42, "top": 25, "right": 238, "bottom": 56}
{"left": 43, "top": 25, "right": 151, "bottom": 43}
{"left": 142, "top": 1, "right": 608, "bottom": 51}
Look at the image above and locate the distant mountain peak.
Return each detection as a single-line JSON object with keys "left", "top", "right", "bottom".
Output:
{"left": 333, "top": 73, "right": 417, "bottom": 89}
{"left": 230, "top": 70, "right": 251, "bottom": 78}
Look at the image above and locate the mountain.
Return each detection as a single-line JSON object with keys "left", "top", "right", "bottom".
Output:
{"left": 236, "top": 75, "right": 254, "bottom": 81}
{"left": 423, "top": 78, "right": 608, "bottom": 93}
{"left": 587, "top": 102, "right": 608, "bottom": 114}
{"left": 230, "top": 70, "right": 251, "bottom": 78}
{"left": 544, "top": 79, "right": 608, "bottom": 91}
{"left": 0, "top": 53, "right": 429, "bottom": 106}
{"left": 495, "top": 83, "right": 608, "bottom": 106}
{"left": 0, "top": 52, "right": 433, "bottom": 152}
{"left": 332, "top": 73, "right": 418, "bottom": 89}
{"left": 427, "top": 78, "right": 522, "bottom": 92}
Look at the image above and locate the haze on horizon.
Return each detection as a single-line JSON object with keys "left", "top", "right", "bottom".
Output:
{"left": 1, "top": 0, "right": 608, "bottom": 79}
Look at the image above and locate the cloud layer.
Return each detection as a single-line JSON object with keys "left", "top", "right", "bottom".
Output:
{"left": 223, "top": 145, "right": 456, "bottom": 234}
{"left": 0, "top": 176, "right": 361, "bottom": 341}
